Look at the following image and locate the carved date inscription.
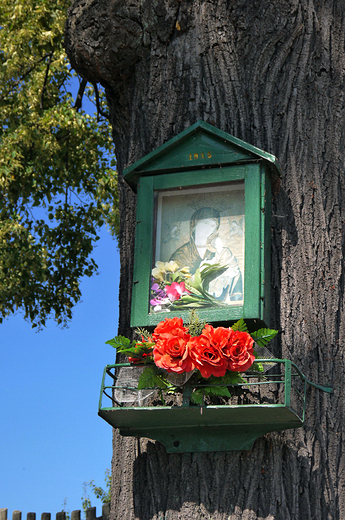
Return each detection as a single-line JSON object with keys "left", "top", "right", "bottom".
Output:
{"left": 188, "top": 151, "right": 212, "bottom": 160}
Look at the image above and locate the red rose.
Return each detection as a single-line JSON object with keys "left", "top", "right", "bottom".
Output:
{"left": 227, "top": 331, "right": 255, "bottom": 372}
{"left": 153, "top": 328, "right": 194, "bottom": 373}
{"left": 189, "top": 327, "right": 228, "bottom": 378}
{"left": 202, "top": 324, "right": 234, "bottom": 356}
{"left": 152, "top": 317, "right": 188, "bottom": 341}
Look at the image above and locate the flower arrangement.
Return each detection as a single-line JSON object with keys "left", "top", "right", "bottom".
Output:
{"left": 107, "top": 313, "right": 278, "bottom": 405}
{"left": 150, "top": 260, "right": 229, "bottom": 313}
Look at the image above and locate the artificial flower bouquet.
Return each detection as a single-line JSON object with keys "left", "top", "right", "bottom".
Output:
{"left": 150, "top": 260, "right": 229, "bottom": 313}
{"left": 106, "top": 314, "right": 278, "bottom": 405}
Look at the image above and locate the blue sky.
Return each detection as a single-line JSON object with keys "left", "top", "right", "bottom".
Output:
{"left": 1, "top": 77, "right": 120, "bottom": 518}
{"left": 1, "top": 226, "right": 119, "bottom": 518}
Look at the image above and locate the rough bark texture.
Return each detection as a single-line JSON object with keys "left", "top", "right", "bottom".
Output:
{"left": 65, "top": 1, "right": 345, "bottom": 519}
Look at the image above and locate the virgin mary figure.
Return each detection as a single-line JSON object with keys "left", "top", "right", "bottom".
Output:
{"left": 169, "top": 207, "right": 243, "bottom": 303}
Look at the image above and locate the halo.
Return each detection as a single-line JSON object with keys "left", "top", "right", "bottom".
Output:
{"left": 187, "top": 193, "right": 231, "bottom": 213}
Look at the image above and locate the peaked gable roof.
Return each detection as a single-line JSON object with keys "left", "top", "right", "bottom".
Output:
{"left": 124, "top": 120, "right": 281, "bottom": 191}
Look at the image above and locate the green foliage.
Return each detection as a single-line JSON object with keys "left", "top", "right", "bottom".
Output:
{"left": 134, "top": 326, "right": 152, "bottom": 341}
{"left": 251, "top": 328, "right": 278, "bottom": 347}
{"left": 0, "top": 0, "right": 119, "bottom": 328}
{"left": 190, "top": 371, "right": 245, "bottom": 404}
{"left": 86, "top": 469, "right": 111, "bottom": 505}
{"left": 136, "top": 363, "right": 246, "bottom": 405}
{"left": 191, "top": 385, "right": 231, "bottom": 405}
{"left": 231, "top": 318, "right": 248, "bottom": 332}
{"left": 185, "top": 309, "right": 206, "bottom": 337}
{"left": 218, "top": 371, "right": 246, "bottom": 385}
{"left": 81, "top": 481, "right": 92, "bottom": 515}
{"left": 250, "top": 360, "right": 265, "bottom": 373}
{"left": 82, "top": 470, "right": 111, "bottom": 517}
{"left": 106, "top": 335, "right": 154, "bottom": 361}
{"left": 106, "top": 335, "right": 132, "bottom": 349}
{"left": 172, "top": 263, "right": 229, "bottom": 309}
{"left": 138, "top": 365, "right": 176, "bottom": 390}
{"left": 61, "top": 498, "right": 70, "bottom": 520}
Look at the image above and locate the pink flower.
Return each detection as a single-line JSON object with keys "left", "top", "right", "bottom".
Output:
{"left": 165, "top": 282, "right": 189, "bottom": 302}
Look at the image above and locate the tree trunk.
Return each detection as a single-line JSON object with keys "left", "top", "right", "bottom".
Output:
{"left": 65, "top": 1, "right": 345, "bottom": 518}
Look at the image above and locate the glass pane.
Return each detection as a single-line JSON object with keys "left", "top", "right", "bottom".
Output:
{"left": 150, "top": 182, "right": 245, "bottom": 314}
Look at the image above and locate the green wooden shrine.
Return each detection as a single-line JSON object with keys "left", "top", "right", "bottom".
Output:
{"left": 98, "top": 121, "right": 332, "bottom": 452}
{"left": 124, "top": 120, "right": 281, "bottom": 329}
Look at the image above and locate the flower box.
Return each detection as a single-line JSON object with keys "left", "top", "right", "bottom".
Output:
{"left": 98, "top": 359, "right": 332, "bottom": 452}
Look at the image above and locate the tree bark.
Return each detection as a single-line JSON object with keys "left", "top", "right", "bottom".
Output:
{"left": 65, "top": 1, "right": 345, "bottom": 518}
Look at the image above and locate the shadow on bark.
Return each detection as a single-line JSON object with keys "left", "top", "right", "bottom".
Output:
{"left": 271, "top": 187, "right": 297, "bottom": 359}
{"left": 132, "top": 433, "right": 315, "bottom": 520}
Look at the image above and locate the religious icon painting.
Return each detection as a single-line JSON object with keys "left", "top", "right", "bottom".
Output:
{"left": 150, "top": 182, "right": 245, "bottom": 314}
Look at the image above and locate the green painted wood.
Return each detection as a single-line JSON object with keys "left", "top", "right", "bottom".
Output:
{"left": 98, "top": 404, "right": 302, "bottom": 452}
{"left": 124, "top": 121, "right": 281, "bottom": 191}
{"left": 152, "top": 165, "right": 247, "bottom": 190}
{"left": 261, "top": 165, "right": 272, "bottom": 326}
{"left": 99, "top": 403, "right": 301, "bottom": 429}
{"left": 243, "top": 165, "right": 262, "bottom": 320}
{"left": 284, "top": 360, "right": 292, "bottom": 408}
{"left": 130, "top": 163, "right": 273, "bottom": 328}
{"left": 130, "top": 167, "right": 249, "bottom": 328}
{"left": 131, "top": 176, "right": 154, "bottom": 326}
{"left": 98, "top": 360, "right": 332, "bottom": 452}
{"left": 128, "top": 123, "right": 280, "bottom": 328}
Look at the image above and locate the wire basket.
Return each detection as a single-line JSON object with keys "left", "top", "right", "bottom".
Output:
{"left": 98, "top": 359, "right": 332, "bottom": 452}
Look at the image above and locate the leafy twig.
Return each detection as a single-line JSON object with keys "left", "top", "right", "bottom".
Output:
{"left": 0, "top": 53, "right": 53, "bottom": 102}
{"left": 40, "top": 51, "right": 54, "bottom": 110}
{"left": 251, "top": 328, "right": 278, "bottom": 347}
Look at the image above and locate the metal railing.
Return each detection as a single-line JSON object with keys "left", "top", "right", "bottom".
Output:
{"left": 99, "top": 359, "right": 333, "bottom": 423}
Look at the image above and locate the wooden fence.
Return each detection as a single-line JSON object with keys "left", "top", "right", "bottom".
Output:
{"left": 0, "top": 505, "right": 110, "bottom": 520}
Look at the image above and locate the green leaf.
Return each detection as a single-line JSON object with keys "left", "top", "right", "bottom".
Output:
{"left": 251, "top": 328, "right": 278, "bottom": 347}
{"left": 106, "top": 335, "right": 154, "bottom": 360}
{"left": 185, "top": 285, "right": 205, "bottom": 297}
{"left": 251, "top": 361, "right": 265, "bottom": 373}
{"left": 219, "top": 371, "right": 245, "bottom": 385}
{"left": 105, "top": 335, "right": 131, "bottom": 348}
{"left": 185, "top": 309, "right": 206, "bottom": 337}
{"left": 193, "top": 268, "right": 203, "bottom": 290}
{"left": 138, "top": 365, "right": 167, "bottom": 390}
{"left": 208, "top": 386, "right": 231, "bottom": 398}
{"left": 105, "top": 338, "right": 117, "bottom": 348}
{"left": 172, "top": 300, "right": 206, "bottom": 308}
{"left": 190, "top": 390, "right": 204, "bottom": 405}
{"left": 191, "top": 385, "right": 231, "bottom": 404}
{"left": 231, "top": 318, "right": 248, "bottom": 332}
{"left": 134, "top": 327, "right": 151, "bottom": 341}
{"left": 179, "top": 294, "right": 202, "bottom": 302}
{"left": 199, "top": 263, "right": 227, "bottom": 281}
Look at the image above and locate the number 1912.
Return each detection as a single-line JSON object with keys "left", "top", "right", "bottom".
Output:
{"left": 188, "top": 151, "right": 212, "bottom": 160}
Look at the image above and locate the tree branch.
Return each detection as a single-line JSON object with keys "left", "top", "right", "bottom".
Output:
{"left": 74, "top": 78, "right": 87, "bottom": 111}
{"left": 92, "top": 82, "right": 109, "bottom": 121}
{"left": 40, "top": 52, "right": 54, "bottom": 110}
{"left": 0, "top": 53, "right": 53, "bottom": 102}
